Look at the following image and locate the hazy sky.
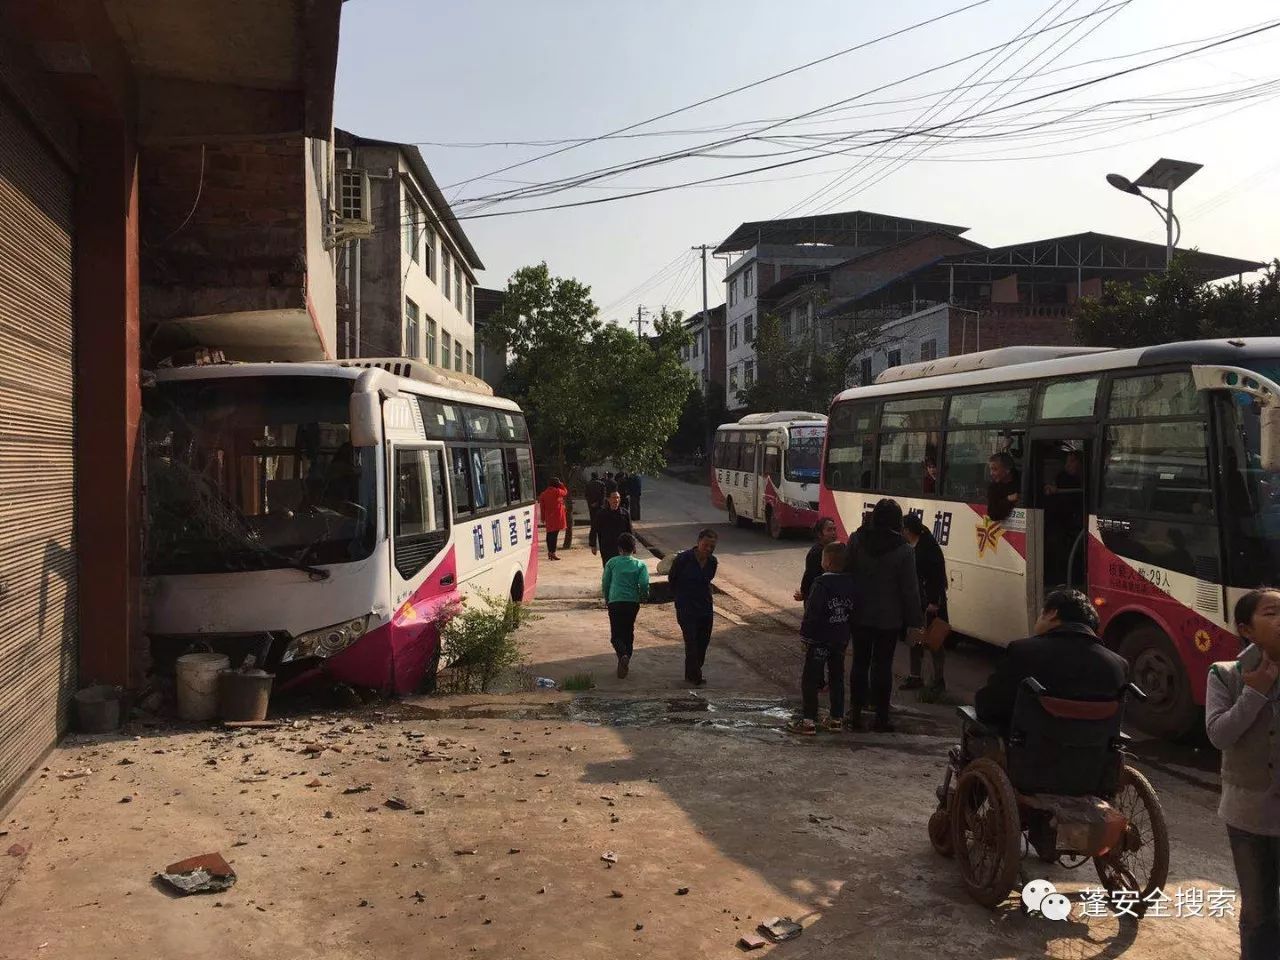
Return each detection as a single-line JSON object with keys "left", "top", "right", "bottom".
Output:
{"left": 335, "top": 0, "right": 1280, "bottom": 329}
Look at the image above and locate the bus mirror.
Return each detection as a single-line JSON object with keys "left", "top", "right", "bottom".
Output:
{"left": 1262, "top": 402, "right": 1280, "bottom": 473}
{"left": 350, "top": 391, "right": 382, "bottom": 447}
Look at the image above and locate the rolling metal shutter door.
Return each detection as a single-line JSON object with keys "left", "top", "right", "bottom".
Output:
{"left": 0, "top": 95, "right": 76, "bottom": 802}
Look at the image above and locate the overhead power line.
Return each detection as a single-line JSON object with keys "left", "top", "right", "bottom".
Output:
{"left": 439, "top": 0, "right": 995, "bottom": 194}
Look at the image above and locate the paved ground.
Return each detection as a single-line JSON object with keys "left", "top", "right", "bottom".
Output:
{"left": 0, "top": 505, "right": 1242, "bottom": 959}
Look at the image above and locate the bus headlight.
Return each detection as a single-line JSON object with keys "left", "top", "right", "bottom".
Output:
{"left": 281, "top": 615, "right": 376, "bottom": 663}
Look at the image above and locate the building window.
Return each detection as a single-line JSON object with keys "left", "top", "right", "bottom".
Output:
{"left": 466, "top": 283, "right": 474, "bottom": 325}
{"left": 404, "top": 196, "right": 422, "bottom": 264}
{"left": 692, "top": 333, "right": 700, "bottom": 358}
{"left": 729, "top": 364, "right": 739, "bottom": 392}
{"left": 920, "top": 338, "right": 937, "bottom": 362}
{"left": 339, "top": 170, "right": 365, "bottom": 220}
{"left": 887, "top": 348, "right": 902, "bottom": 368}
{"left": 454, "top": 340, "right": 463, "bottom": 371}
{"left": 730, "top": 322, "right": 739, "bottom": 350}
{"left": 729, "top": 277, "right": 737, "bottom": 307}
{"left": 743, "top": 315, "right": 754, "bottom": 345}
{"left": 404, "top": 298, "right": 420, "bottom": 355}
{"left": 743, "top": 265, "right": 753, "bottom": 297}
{"left": 454, "top": 264, "right": 463, "bottom": 310}
{"left": 465, "top": 350, "right": 474, "bottom": 375}
{"left": 860, "top": 357, "right": 873, "bottom": 385}
{"left": 744, "top": 359, "right": 755, "bottom": 386}
{"left": 781, "top": 314, "right": 792, "bottom": 340}
{"left": 442, "top": 249, "right": 452, "bottom": 299}
{"left": 425, "top": 316, "right": 437, "bottom": 365}
{"left": 424, "top": 224, "right": 436, "bottom": 281}
{"left": 442, "top": 331, "right": 453, "bottom": 370}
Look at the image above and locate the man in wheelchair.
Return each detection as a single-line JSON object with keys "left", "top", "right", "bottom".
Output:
{"left": 973, "top": 587, "right": 1129, "bottom": 736}
{"left": 930, "top": 588, "right": 1168, "bottom": 911}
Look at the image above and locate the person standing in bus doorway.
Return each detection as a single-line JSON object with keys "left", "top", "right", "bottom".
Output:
{"left": 844, "top": 499, "right": 923, "bottom": 732}
{"left": 590, "top": 490, "right": 633, "bottom": 568}
{"left": 538, "top": 477, "right": 569, "bottom": 561}
{"left": 986, "top": 451, "right": 1021, "bottom": 522}
{"left": 795, "top": 517, "right": 839, "bottom": 602}
{"left": 1206, "top": 588, "right": 1280, "bottom": 960}
{"left": 602, "top": 533, "right": 650, "bottom": 679}
{"left": 900, "top": 513, "right": 948, "bottom": 694}
{"left": 585, "top": 472, "right": 606, "bottom": 532}
{"left": 669, "top": 529, "right": 719, "bottom": 686}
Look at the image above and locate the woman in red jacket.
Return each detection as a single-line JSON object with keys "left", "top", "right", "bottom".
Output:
{"left": 538, "top": 477, "right": 569, "bottom": 561}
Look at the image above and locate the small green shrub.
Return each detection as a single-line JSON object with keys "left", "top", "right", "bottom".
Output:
{"left": 561, "top": 672, "right": 595, "bottom": 691}
{"left": 440, "top": 592, "right": 538, "bottom": 693}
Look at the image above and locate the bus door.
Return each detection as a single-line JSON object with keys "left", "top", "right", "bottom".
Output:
{"left": 388, "top": 443, "right": 453, "bottom": 610}
{"left": 1026, "top": 429, "right": 1092, "bottom": 614}
{"left": 763, "top": 444, "right": 782, "bottom": 514}
{"left": 746, "top": 439, "right": 763, "bottom": 521}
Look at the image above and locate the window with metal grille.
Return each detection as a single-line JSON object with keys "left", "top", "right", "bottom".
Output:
{"left": 339, "top": 170, "right": 365, "bottom": 220}
{"left": 404, "top": 298, "right": 420, "bottom": 356}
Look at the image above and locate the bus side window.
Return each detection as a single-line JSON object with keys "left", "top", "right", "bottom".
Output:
{"left": 449, "top": 445, "right": 474, "bottom": 520}
{"left": 483, "top": 447, "right": 508, "bottom": 509}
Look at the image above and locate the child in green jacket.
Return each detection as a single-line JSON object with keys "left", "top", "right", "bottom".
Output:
{"left": 602, "top": 533, "right": 650, "bottom": 678}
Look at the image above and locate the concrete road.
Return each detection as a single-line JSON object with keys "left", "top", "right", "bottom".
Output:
{"left": 640, "top": 473, "right": 813, "bottom": 612}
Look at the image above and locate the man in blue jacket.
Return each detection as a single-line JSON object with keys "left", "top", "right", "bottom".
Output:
{"left": 668, "top": 528, "right": 718, "bottom": 686}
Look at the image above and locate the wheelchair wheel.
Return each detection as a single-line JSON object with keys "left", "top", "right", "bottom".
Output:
{"left": 1094, "top": 765, "right": 1169, "bottom": 913}
{"left": 928, "top": 807, "right": 954, "bottom": 858}
{"left": 950, "top": 758, "right": 1022, "bottom": 908}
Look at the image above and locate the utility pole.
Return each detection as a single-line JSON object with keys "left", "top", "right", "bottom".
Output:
{"left": 691, "top": 244, "right": 713, "bottom": 395}
{"left": 635, "top": 304, "right": 649, "bottom": 339}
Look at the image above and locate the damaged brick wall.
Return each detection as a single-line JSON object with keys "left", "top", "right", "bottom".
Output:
{"left": 140, "top": 138, "right": 308, "bottom": 330}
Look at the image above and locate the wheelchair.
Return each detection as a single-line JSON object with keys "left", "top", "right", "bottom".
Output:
{"left": 927, "top": 677, "right": 1170, "bottom": 911}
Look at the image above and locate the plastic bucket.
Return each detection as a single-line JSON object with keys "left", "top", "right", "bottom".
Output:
{"left": 74, "top": 684, "right": 123, "bottom": 733}
{"left": 217, "top": 669, "right": 274, "bottom": 723}
{"left": 175, "top": 652, "right": 230, "bottom": 721}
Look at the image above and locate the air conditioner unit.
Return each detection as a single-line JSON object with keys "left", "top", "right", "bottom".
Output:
{"left": 326, "top": 169, "right": 374, "bottom": 249}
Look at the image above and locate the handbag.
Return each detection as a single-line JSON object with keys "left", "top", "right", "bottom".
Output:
{"left": 923, "top": 613, "right": 951, "bottom": 652}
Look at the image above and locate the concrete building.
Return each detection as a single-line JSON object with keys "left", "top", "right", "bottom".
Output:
{"left": 715, "top": 211, "right": 970, "bottom": 408}
{"left": 334, "top": 131, "right": 483, "bottom": 374}
{"left": 678, "top": 303, "right": 726, "bottom": 398}
{"left": 0, "top": 0, "right": 343, "bottom": 806}
{"left": 472, "top": 286, "right": 508, "bottom": 391}
{"left": 819, "top": 232, "right": 1263, "bottom": 384}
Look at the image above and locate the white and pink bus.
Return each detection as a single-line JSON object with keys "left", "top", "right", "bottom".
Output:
{"left": 819, "top": 340, "right": 1280, "bottom": 737}
{"left": 143, "top": 359, "right": 538, "bottom": 695}
{"left": 711, "top": 412, "right": 826, "bottom": 538}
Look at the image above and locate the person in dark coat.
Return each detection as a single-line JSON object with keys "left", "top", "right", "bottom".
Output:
{"left": 986, "top": 451, "right": 1021, "bottom": 523}
{"left": 974, "top": 587, "right": 1128, "bottom": 733}
{"left": 585, "top": 472, "right": 606, "bottom": 531}
{"left": 843, "top": 498, "right": 923, "bottom": 732}
{"left": 901, "top": 513, "right": 948, "bottom": 692}
{"left": 788, "top": 541, "right": 857, "bottom": 734}
{"left": 625, "top": 472, "right": 643, "bottom": 521}
{"left": 589, "top": 491, "right": 633, "bottom": 567}
{"left": 668, "top": 528, "right": 718, "bottom": 685}
{"left": 795, "top": 517, "right": 838, "bottom": 602}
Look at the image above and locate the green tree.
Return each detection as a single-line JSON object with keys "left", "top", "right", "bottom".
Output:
{"left": 1074, "top": 255, "right": 1280, "bottom": 348}
{"left": 482, "top": 265, "right": 693, "bottom": 477}
{"left": 738, "top": 311, "right": 880, "bottom": 413}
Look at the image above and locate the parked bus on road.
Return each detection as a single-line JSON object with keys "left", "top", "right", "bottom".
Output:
{"left": 818, "top": 340, "right": 1280, "bottom": 737}
{"left": 711, "top": 412, "right": 827, "bottom": 538}
{"left": 143, "top": 358, "right": 538, "bottom": 695}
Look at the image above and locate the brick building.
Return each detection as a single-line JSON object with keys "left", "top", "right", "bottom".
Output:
{"left": 0, "top": 0, "right": 343, "bottom": 807}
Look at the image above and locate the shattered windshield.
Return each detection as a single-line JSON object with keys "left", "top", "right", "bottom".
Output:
{"left": 145, "top": 376, "right": 377, "bottom": 575}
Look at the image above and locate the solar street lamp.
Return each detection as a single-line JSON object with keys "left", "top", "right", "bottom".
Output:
{"left": 1105, "top": 158, "right": 1201, "bottom": 268}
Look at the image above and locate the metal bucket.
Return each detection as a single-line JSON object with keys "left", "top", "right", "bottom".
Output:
{"left": 74, "top": 684, "right": 124, "bottom": 733}
{"left": 217, "top": 668, "right": 274, "bottom": 722}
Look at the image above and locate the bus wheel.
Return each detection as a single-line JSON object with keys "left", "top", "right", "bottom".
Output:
{"left": 510, "top": 573, "right": 525, "bottom": 604}
{"left": 767, "top": 508, "right": 784, "bottom": 540}
{"left": 726, "top": 497, "right": 739, "bottom": 525}
{"left": 1121, "top": 624, "right": 1195, "bottom": 738}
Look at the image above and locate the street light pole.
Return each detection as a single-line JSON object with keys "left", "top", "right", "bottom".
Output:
{"left": 1105, "top": 158, "right": 1200, "bottom": 269}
